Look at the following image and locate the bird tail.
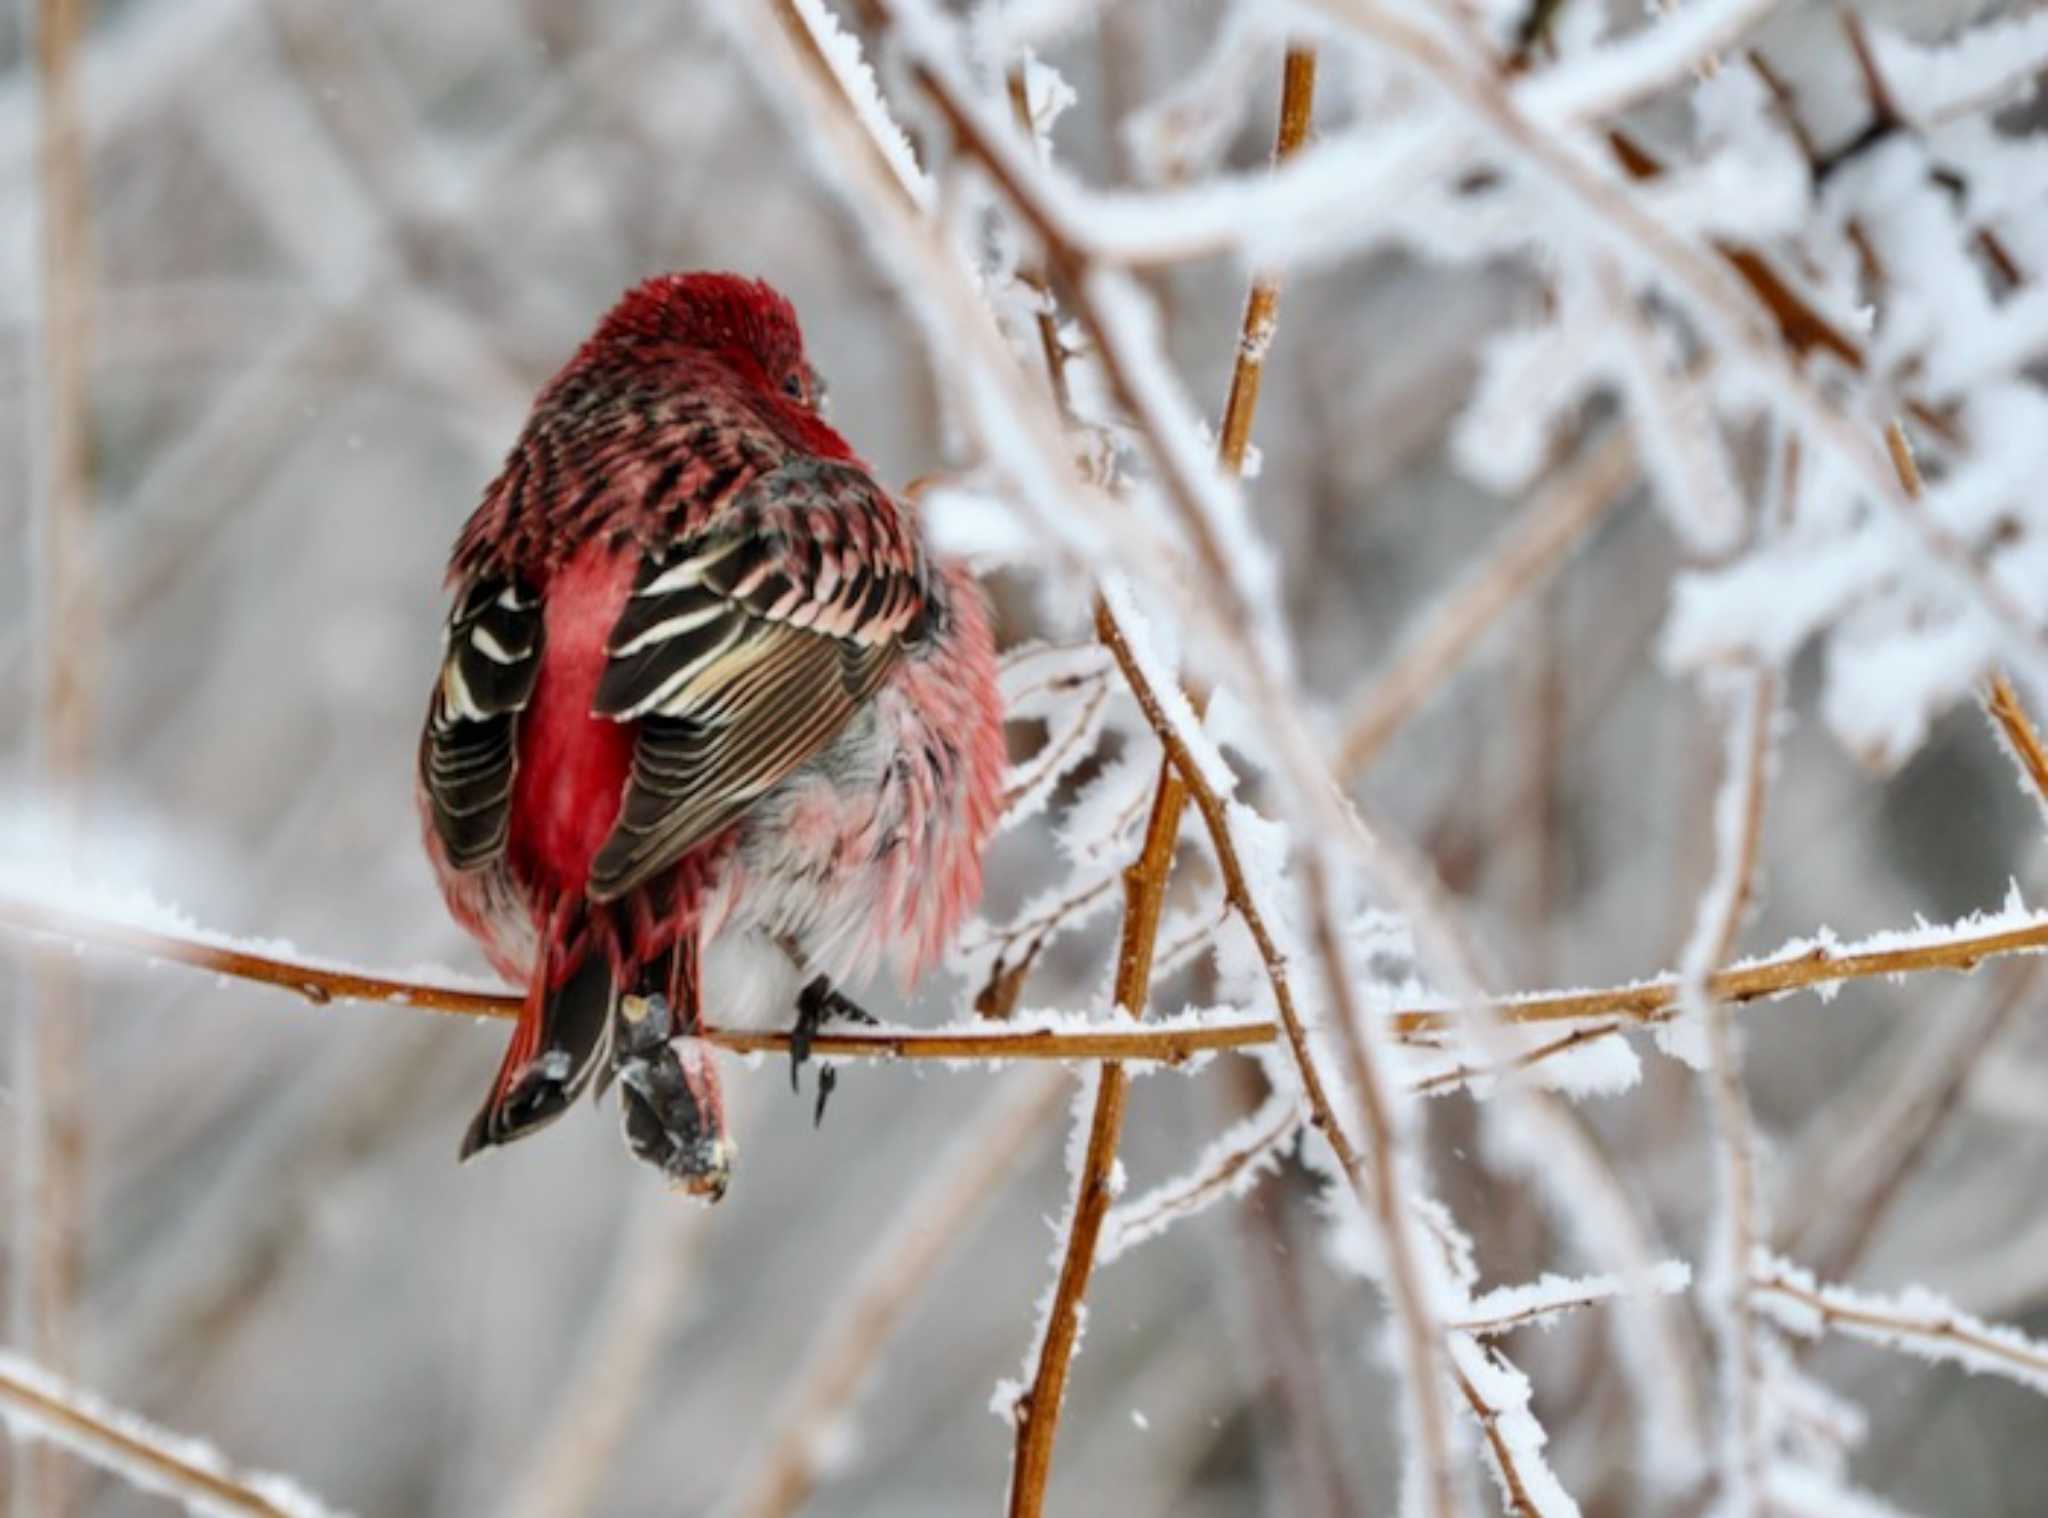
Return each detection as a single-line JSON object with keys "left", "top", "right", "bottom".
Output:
{"left": 460, "top": 925, "right": 614, "bottom": 1161}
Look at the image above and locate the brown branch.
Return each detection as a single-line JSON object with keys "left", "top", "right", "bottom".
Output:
{"left": 14, "top": 891, "right": 2048, "bottom": 1061}
{"left": 1334, "top": 427, "right": 1637, "bottom": 780}
{"left": 1215, "top": 47, "right": 1318, "bottom": 475}
{"left": 0, "top": 1356, "right": 328, "bottom": 1518}
{"left": 1005, "top": 732, "right": 1176, "bottom": 1517}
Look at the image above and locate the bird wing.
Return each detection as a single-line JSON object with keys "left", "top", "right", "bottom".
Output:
{"left": 586, "top": 457, "right": 926, "bottom": 902}
{"left": 419, "top": 573, "right": 546, "bottom": 870}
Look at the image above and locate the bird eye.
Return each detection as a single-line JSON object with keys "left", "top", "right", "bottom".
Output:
{"left": 781, "top": 371, "right": 807, "bottom": 404}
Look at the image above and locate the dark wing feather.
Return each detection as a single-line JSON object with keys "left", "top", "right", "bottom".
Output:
{"left": 420, "top": 574, "right": 543, "bottom": 870}
{"left": 586, "top": 458, "right": 923, "bottom": 902}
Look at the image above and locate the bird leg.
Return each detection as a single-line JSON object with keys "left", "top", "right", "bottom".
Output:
{"left": 791, "top": 974, "right": 878, "bottom": 1127}
{"left": 613, "top": 994, "right": 733, "bottom": 1201}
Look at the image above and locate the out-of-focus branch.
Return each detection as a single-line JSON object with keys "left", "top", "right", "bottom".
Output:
{"left": 0, "top": 1353, "right": 335, "bottom": 1518}
{"left": 1314, "top": 0, "right": 2048, "bottom": 682}
{"left": 20, "top": 4, "right": 99, "bottom": 1512}
{"left": 1683, "top": 665, "right": 1778, "bottom": 1513}
{"left": 1776, "top": 960, "right": 2034, "bottom": 1287}
{"left": 728, "top": 1067, "right": 1066, "bottom": 1518}
{"left": 1304, "top": 856, "right": 1462, "bottom": 1514}
{"left": 501, "top": 1199, "right": 713, "bottom": 1518}
{"left": 1334, "top": 428, "right": 1636, "bottom": 780}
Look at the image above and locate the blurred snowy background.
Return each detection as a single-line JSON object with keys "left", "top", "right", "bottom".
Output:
{"left": 5, "top": 1, "right": 2048, "bottom": 1514}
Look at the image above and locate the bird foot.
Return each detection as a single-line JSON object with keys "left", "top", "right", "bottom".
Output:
{"left": 614, "top": 997, "right": 732, "bottom": 1202}
{"left": 791, "top": 975, "right": 878, "bottom": 1127}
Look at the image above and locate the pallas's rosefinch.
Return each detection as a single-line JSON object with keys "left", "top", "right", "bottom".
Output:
{"left": 418, "top": 273, "right": 1004, "bottom": 1199}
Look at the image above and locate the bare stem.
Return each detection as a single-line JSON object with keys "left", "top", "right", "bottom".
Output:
{"left": 19, "top": 3, "right": 99, "bottom": 1511}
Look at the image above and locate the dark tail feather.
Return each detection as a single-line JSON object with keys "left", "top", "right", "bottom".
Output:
{"left": 460, "top": 947, "right": 614, "bottom": 1160}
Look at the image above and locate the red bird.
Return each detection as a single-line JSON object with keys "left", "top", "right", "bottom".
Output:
{"left": 418, "top": 273, "right": 1005, "bottom": 1199}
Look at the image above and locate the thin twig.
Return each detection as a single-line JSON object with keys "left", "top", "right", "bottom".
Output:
{"left": 1752, "top": 1264, "right": 2048, "bottom": 1391}
{"left": 1451, "top": 1360, "right": 1541, "bottom": 1518}
{"left": 0, "top": 1353, "right": 335, "bottom": 1518}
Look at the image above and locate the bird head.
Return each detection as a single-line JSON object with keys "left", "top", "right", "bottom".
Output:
{"left": 575, "top": 271, "right": 851, "bottom": 457}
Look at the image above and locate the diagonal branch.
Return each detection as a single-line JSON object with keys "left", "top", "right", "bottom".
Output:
{"left": 0, "top": 1352, "right": 337, "bottom": 1518}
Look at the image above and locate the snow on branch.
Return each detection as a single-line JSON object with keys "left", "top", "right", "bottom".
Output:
{"left": 1753, "top": 1257, "right": 2048, "bottom": 1396}
{"left": 0, "top": 1351, "right": 342, "bottom": 1518}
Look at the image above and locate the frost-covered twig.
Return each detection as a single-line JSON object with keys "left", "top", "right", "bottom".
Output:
{"left": 1315, "top": 0, "right": 2048, "bottom": 693}
{"left": 1334, "top": 427, "right": 1636, "bottom": 780}
{"left": 16, "top": 890, "right": 2048, "bottom": 1062}
{"left": 1752, "top": 1259, "right": 2048, "bottom": 1396}
{"left": 1451, "top": 1264, "right": 1693, "bottom": 1339}
{"left": 727, "top": 1068, "right": 1065, "bottom": 1518}
{"left": 1099, "top": 1085, "right": 1301, "bottom": 1265}
{"left": 0, "top": 1352, "right": 340, "bottom": 1518}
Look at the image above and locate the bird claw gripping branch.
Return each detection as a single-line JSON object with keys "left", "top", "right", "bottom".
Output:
{"left": 790, "top": 975, "right": 880, "bottom": 1128}
{"left": 419, "top": 272, "right": 1006, "bottom": 1197}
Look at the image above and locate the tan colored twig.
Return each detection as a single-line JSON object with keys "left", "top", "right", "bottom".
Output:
{"left": 1334, "top": 428, "right": 1637, "bottom": 779}
{"left": 725, "top": 1067, "right": 1066, "bottom": 1518}
{"left": 20, "top": 5, "right": 99, "bottom": 1511}
{"left": 0, "top": 1353, "right": 333, "bottom": 1518}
